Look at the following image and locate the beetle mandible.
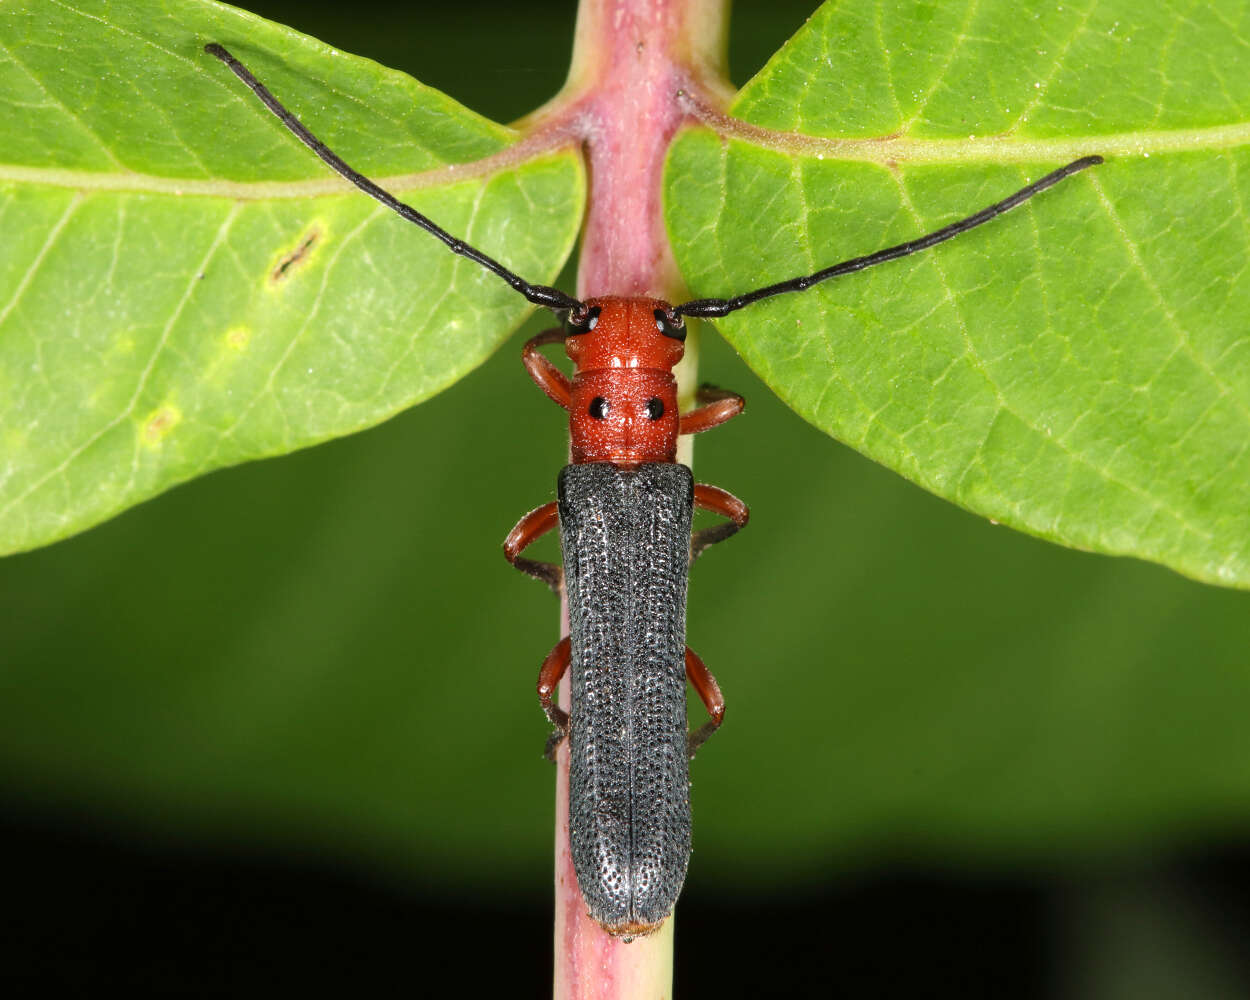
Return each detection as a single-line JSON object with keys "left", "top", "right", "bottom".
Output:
{"left": 206, "top": 43, "right": 1101, "bottom": 939}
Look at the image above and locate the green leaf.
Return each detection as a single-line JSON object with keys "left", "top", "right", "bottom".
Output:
{"left": 666, "top": 0, "right": 1250, "bottom": 588}
{"left": 0, "top": 0, "right": 584, "bottom": 554}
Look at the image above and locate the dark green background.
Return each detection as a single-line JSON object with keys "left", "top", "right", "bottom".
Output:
{"left": 4, "top": 2, "right": 1250, "bottom": 995}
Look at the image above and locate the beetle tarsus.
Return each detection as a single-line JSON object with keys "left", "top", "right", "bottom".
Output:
{"left": 515, "top": 557, "right": 563, "bottom": 593}
{"left": 687, "top": 720, "right": 719, "bottom": 759}
{"left": 543, "top": 726, "right": 567, "bottom": 762}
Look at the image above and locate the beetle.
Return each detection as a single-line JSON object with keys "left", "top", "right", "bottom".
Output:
{"left": 206, "top": 43, "right": 1101, "bottom": 938}
{"left": 501, "top": 297, "right": 748, "bottom": 937}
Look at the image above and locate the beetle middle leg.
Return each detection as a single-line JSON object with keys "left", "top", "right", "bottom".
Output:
{"left": 679, "top": 384, "right": 744, "bottom": 436}
{"left": 504, "top": 501, "right": 562, "bottom": 592}
{"left": 522, "top": 327, "right": 573, "bottom": 409}
{"left": 685, "top": 646, "right": 726, "bottom": 758}
{"left": 537, "top": 636, "right": 571, "bottom": 760}
{"left": 690, "top": 483, "right": 750, "bottom": 563}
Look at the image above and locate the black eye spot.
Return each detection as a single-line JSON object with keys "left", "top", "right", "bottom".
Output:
{"left": 565, "top": 305, "right": 602, "bottom": 336}
{"left": 653, "top": 308, "right": 686, "bottom": 341}
{"left": 645, "top": 398, "right": 664, "bottom": 420}
{"left": 589, "top": 397, "right": 609, "bottom": 419}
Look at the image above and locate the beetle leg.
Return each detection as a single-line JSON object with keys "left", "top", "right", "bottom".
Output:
{"left": 523, "top": 327, "right": 573, "bottom": 409}
{"left": 685, "top": 646, "right": 726, "bottom": 758}
{"left": 679, "top": 384, "right": 744, "bottom": 436}
{"left": 503, "top": 501, "right": 562, "bottom": 593}
{"left": 690, "top": 483, "right": 750, "bottom": 564}
{"left": 537, "top": 636, "right": 572, "bottom": 760}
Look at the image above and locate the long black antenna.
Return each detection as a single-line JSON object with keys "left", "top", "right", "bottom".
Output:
{"left": 674, "top": 155, "right": 1103, "bottom": 319}
{"left": 205, "top": 44, "right": 582, "bottom": 315}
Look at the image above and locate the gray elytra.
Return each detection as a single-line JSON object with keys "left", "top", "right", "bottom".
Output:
{"left": 558, "top": 462, "right": 694, "bottom": 936}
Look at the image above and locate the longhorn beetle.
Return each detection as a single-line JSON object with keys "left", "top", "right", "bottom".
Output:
{"left": 207, "top": 43, "right": 1102, "bottom": 939}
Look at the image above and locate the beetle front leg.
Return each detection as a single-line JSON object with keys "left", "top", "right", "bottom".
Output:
{"left": 679, "top": 384, "right": 744, "bottom": 436}
{"left": 690, "top": 483, "right": 750, "bottom": 564}
{"left": 685, "top": 646, "right": 725, "bottom": 758}
{"left": 537, "top": 635, "right": 572, "bottom": 760}
{"left": 504, "top": 501, "right": 562, "bottom": 593}
{"left": 522, "top": 327, "right": 573, "bottom": 409}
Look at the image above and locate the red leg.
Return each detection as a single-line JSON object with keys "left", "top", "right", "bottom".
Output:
{"left": 679, "top": 384, "right": 744, "bottom": 436}
{"left": 538, "top": 636, "right": 572, "bottom": 759}
{"left": 685, "top": 645, "right": 726, "bottom": 757}
{"left": 503, "top": 501, "right": 562, "bottom": 592}
{"left": 691, "top": 483, "right": 750, "bottom": 563}
{"left": 523, "top": 327, "right": 573, "bottom": 409}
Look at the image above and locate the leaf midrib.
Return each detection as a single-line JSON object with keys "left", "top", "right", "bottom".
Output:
{"left": 679, "top": 105, "right": 1250, "bottom": 164}
{"left": 11, "top": 115, "right": 1250, "bottom": 201}
{"left": 0, "top": 139, "right": 577, "bottom": 199}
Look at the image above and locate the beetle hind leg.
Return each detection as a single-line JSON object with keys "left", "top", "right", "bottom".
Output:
{"left": 537, "top": 636, "right": 572, "bottom": 761}
{"left": 685, "top": 645, "right": 726, "bottom": 758}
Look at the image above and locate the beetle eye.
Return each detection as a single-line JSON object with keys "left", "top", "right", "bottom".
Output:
{"left": 645, "top": 398, "right": 664, "bottom": 420}
{"left": 566, "top": 305, "right": 602, "bottom": 336}
{"left": 653, "top": 308, "right": 686, "bottom": 342}
{"left": 588, "top": 397, "right": 609, "bottom": 419}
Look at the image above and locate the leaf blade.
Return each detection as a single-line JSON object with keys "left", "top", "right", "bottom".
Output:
{"left": 666, "top": 0, "right": 1250, "bottom": 587}
{"left": 0, "top": 0, "right": 585, "bottom": 554}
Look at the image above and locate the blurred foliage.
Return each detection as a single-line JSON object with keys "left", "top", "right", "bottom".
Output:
{"left": 1, "top": 0, "right": 1249, "bottom": 928}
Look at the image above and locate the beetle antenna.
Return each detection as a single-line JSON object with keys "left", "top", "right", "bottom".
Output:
{"left": 674, "top": 155, "right": 1103, "bottom": 319}
{"left": 205, "top": 44, "right": 582, "bottom": 315}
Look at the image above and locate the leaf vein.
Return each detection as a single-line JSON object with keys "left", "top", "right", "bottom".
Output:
{"left": 1087, "top": 172, "right": 1250, "bottom": 427}
{"left": 897, "top": 0, "right": 982, "bottom": 136}
{"left": 0, "top": 35, "right": 127, "bottom": 170}
{"left": 891, "top": 171, "right": 1212, "bottom": 543}
{"left": 0, "top": 191, "right": 82, "bottom": 331}
{"left": 1008, "top": 0, "right": 1097, "bottom": 132}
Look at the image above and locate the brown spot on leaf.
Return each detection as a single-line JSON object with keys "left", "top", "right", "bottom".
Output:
{"left": 142, "top": 405, "right": 181, "bottom": 446}
{"left": 270, "top": 228, "right": 321, "bottom": 283}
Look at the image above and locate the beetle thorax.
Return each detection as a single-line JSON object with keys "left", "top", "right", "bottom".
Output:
{"left": 569, "top": 368, "right": 679, "bottom": 465}
{"left": 565, "top": 297, "right": 684, "bottom": 465}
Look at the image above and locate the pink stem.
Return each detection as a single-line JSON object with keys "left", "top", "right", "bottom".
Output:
{"left": 571, "top": 0, "right": 731, "bottom": 299}
{"left": 534, "top": 2, "right": 732, "bottom": 996}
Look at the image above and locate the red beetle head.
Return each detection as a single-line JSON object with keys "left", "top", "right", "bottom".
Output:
{"left": 563, "top": 297, "right": 686, "bottom": 373}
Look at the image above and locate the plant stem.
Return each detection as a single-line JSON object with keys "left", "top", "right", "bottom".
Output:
{"left": 542, "top": 1, "right": 731, "bottom": 997}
